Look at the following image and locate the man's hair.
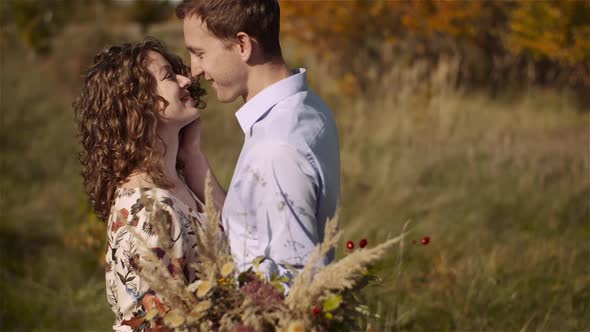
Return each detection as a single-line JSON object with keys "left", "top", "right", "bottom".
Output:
{"left": 176, "top": 0, "right": 282, "bottom": 58}
{"left": 73, "top": 37, "right": 206, "bottom": 221}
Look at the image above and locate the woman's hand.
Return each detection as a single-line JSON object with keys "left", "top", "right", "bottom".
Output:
{"left": 178, "top": 118, "right": 203, "bottom": 164}
{"left": 177, "top": 118, "right": 225, "bottom": 208}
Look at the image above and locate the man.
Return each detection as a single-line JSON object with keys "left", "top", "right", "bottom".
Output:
{"left": 175, "top": 0, "right": 340, "bottom": 282}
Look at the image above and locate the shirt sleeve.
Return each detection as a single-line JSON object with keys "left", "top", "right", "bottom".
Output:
{"left": 226, "top": 141, "right": 322, "bottom": 282}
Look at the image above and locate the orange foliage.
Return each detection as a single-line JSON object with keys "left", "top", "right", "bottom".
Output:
{"left": 281, "top": 1, "right": 400, "bottom": 62}
{"left": 280, "top": 0, "right": 589, "bottom": 94}
{"left": 506, "top": 1, "right": 590, "bottom": 64}
{"left": 398, "top": 1, "right": 484, "bottom": 39}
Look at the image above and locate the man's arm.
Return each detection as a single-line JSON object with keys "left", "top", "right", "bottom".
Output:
{"left": 227, "top": 142, "right": 322, "bottom": 281}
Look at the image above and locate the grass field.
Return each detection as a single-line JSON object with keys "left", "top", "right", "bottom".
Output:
{"left": 1, "top": 23, "right": 589, "bottom": 331}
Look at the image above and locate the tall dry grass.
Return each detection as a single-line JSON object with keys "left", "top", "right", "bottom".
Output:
{"left": 318, "top": 52, "right": 589, "bottom": 332}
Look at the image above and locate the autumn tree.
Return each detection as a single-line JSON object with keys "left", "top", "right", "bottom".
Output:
{"left": 7, "top": 0, "right": 76, "bottom": 56}
{"left": 280, "top": 0, "right": 590, "bottom": 100}
{"left": 128, "top": 0, "right": 173, "bottom": 35}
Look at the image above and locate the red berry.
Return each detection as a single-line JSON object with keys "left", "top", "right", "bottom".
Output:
{"left": 421, "top": 236, "right": 430, "bottom": 245}
{"left": 312, "top": 306, "right": 321, "bottom": 317}
{"left": 346, "top": 240, "right": 354, "bottom": 250}
{"left": 359, "top": 238, "right": 368, "bottom": 248}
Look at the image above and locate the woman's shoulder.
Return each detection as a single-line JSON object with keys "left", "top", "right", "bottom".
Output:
{"left": 107, "top": 187, "right": 190, "bottom": 244}
{"left": 109, "top": 183, "right": 205, "bottom": 233}
{"left": 114, "top": 175, "right": 175, "bottom": 206}
{"left": 112, "top": 187, "right": 175, "bottom": 210}
{"left": 109, "top": 187, "right": 170, "bottom": 224}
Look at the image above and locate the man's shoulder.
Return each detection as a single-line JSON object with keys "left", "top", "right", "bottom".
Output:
{"left": 275, "top": 88, "right": 330, "bottom": 115}
{"left": 262, "top": 90, "right": 336, "bottom": 142}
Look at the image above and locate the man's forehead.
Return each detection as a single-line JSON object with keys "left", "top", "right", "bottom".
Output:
{"left": 183, "top": 14, "right": 209, "bottom": 35}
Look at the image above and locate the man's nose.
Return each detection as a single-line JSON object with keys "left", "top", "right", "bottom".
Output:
{"left": 191, "top": 62, "right": 203, "bottom": 78}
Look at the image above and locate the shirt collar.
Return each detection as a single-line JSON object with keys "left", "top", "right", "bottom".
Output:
{"left": 235, "top": 68, "right": 308, "bottom": 136}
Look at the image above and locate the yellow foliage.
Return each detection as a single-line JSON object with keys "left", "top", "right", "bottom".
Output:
{"left": 280, "top": 0, "right": 589, "bottom": 93}
{"left": 506, "top": 1, "right": 590, "bottom": 64}
{"left": 63, "top": 210, "right": 106, "bottom": 265}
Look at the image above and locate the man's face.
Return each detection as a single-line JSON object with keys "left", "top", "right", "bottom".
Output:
{"left": 183, "top": 15, "right": 247, "bottom": 103}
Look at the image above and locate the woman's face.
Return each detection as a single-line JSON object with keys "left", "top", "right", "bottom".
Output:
{"left": 145, "top": 51, "right": 200, "bottom": 129}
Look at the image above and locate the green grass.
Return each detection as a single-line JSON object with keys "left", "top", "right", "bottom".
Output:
{"left": 1, "top": 22, "right": 589, "bottom": 331}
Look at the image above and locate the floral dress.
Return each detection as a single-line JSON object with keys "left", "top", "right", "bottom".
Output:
{"left": 105, "top": 187, "right": 205, "bottom": 332}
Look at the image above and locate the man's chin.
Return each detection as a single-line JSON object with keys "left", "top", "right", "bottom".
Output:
{"left": 216, "top": 91, "right": 239, "bottom": 104}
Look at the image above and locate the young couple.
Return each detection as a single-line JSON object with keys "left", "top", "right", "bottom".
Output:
{"left": 74, "top": 1, "right": 340, "bottom": 330}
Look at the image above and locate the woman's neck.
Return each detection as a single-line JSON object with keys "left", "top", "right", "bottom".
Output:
{"left": 121, "top": 127, "right": 183, "bottom": 189}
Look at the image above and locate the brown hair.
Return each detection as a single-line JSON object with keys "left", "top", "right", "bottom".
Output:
{"left": 176, "top": 0, "right": 282, "bottom": 58}
{"left": 73, "top": 37, "right": 206, "bottom": 221}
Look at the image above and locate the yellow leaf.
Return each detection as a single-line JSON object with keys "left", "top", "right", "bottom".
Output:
{"left": 286, "top": 321, "right": 305, "bottom": 332}
{"left": 195, "top": 300, "right": 212, "bottom": 313}
{"left": 187, "top": 308, "right": 203, "bottom": 324}
{"left": 187, "top": 280, "right": 201, "bottom": 293}
{"left": 197, "top": 280, "right": 214, "bottom": 298}
{"left": 221, "top": 262, "right": 234, "bottom": 278}
{"left": 145, "top": 308, "right": 159, "bottom": 321}
{"left": 163, "top": 309, "right": 185, "bottom": 328}
{"left": 252, "top": 255, "right": 265, "bottom": 268}
{"left": 322, "top": 294, "right": 343, "bottom": 312}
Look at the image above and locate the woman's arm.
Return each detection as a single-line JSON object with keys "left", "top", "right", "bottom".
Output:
{"left": 178, "top": 118, "right": 226, "bottom": 211}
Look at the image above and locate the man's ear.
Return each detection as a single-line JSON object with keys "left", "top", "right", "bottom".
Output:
{"left": 235, "top": 32, "right": 254, "bottom": 62}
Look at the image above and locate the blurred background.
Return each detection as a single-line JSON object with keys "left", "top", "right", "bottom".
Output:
{"left": 1, "top": 0, "right": 589, "bottom": 330}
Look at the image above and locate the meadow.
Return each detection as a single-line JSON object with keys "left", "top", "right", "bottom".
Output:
{"left": 1, "top": 21, "right": 589, "bottom": 331}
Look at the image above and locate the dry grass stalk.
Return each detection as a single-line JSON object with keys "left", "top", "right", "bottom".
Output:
{"left": 191, "top": 172, "right": 233, "bottom": 284}
{"left": 307, "top": 232, "right": 407, "bottom": 300}
{"left": 286, "top": 213, "right": 340, "bottom": 308}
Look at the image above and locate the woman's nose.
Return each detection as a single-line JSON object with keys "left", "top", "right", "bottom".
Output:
{"left": 178, "top": 75, "right": 191, "bottom": 89}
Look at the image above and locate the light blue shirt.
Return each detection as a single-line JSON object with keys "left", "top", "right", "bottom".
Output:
{"left": 222, "top": 68, "right": 340, "bottom": 282}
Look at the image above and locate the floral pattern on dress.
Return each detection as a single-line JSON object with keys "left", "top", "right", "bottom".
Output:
{"left": 105, "top": 187, "right": 207, "bottom": 332}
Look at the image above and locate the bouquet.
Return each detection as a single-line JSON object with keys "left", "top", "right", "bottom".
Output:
{"left": 124, "top": 175, "right": 409, "bottom": 331}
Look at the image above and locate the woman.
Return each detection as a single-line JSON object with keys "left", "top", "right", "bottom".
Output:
{"left": 74, "top": 38, "right": 206, "bottom": 331}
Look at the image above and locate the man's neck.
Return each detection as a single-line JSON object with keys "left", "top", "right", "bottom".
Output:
{"left": 243, "top": 59, "right": 292, "bottom": 102}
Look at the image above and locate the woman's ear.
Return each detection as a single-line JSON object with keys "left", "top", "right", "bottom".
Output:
{"left": 235, "top": 32, "right": 254, "bottom": 62}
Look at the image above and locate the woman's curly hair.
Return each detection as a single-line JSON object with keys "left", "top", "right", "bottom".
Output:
{"left": 73, "top": 37, "right": 205, "bottom": 221}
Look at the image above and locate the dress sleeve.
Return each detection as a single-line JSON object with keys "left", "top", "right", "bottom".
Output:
{"left": 226, "top": 142, "right": 321, "bottom": 283}
{"left": 105, "top": 190, "right": 186, "bottom": 331}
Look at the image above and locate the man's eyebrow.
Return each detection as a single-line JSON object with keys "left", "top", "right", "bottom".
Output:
{"left": 186, "top": 46, "right": 203, "bottom": 53}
